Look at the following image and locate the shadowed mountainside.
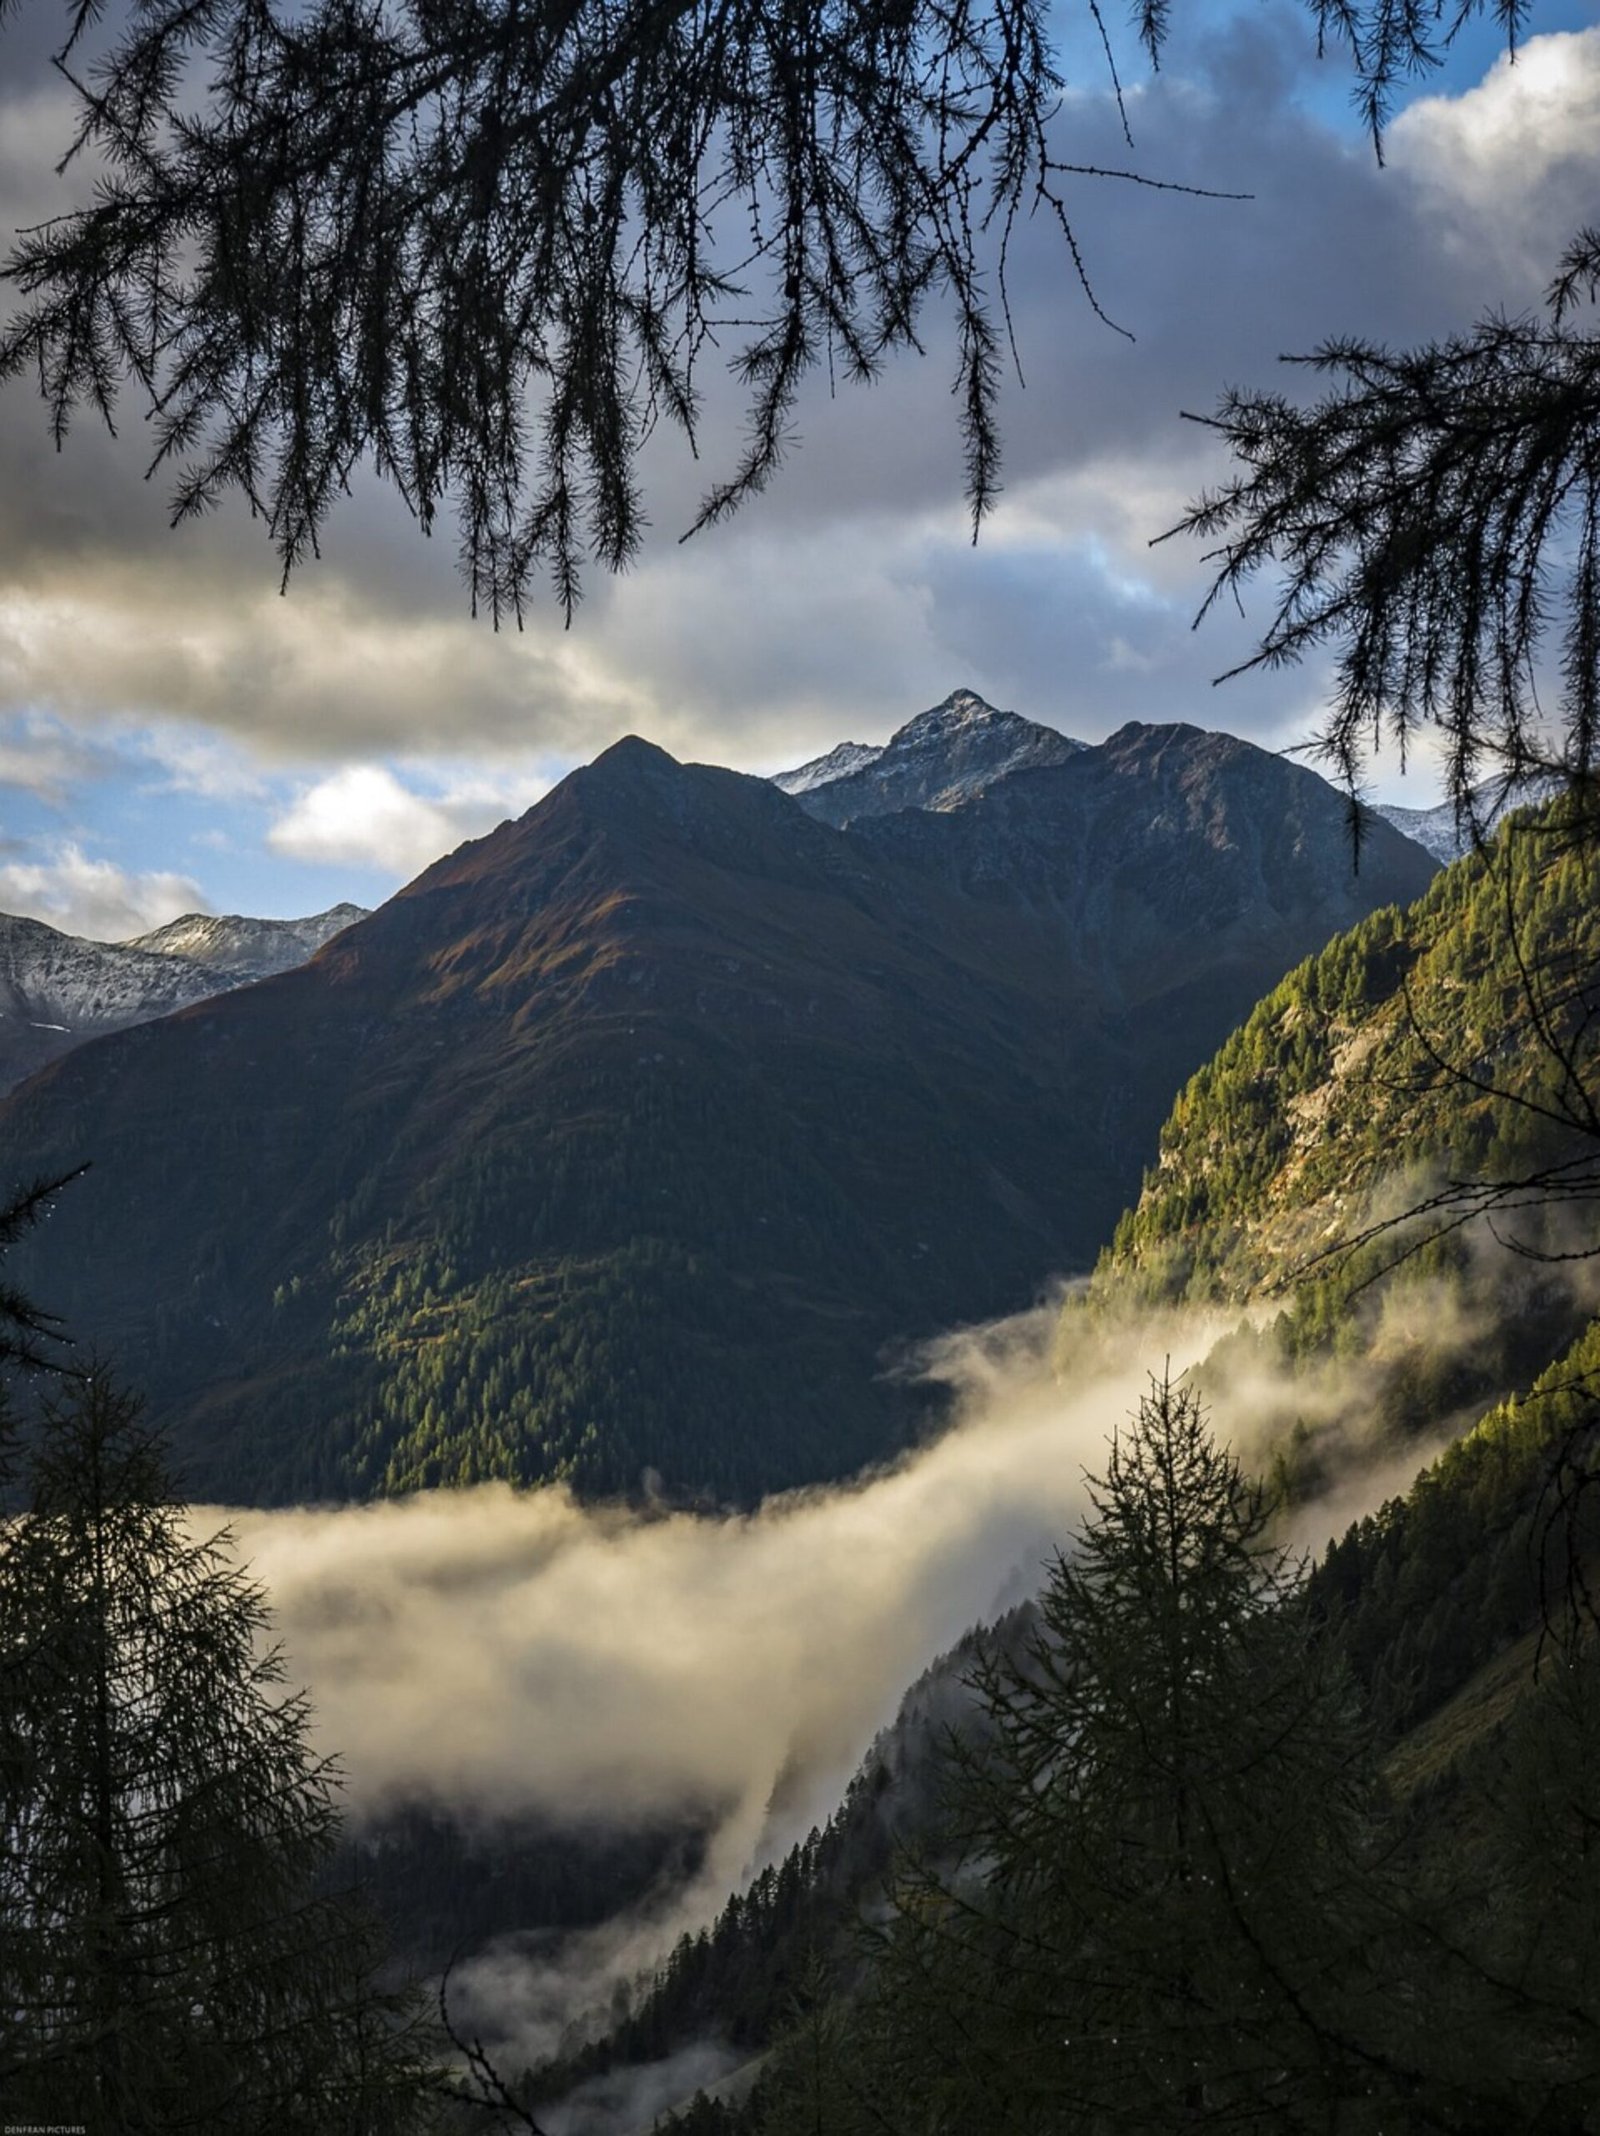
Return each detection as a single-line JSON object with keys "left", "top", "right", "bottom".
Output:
{"left": 0, "top": 724, "right": 1434, "bottom": 1506}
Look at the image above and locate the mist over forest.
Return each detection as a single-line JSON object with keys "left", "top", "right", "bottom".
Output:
{"left": 5, "top": 0, "right": 1600, "bottom": 2121}
{"left": 217, "top": 1248, "right": 1543, "bottom": 2064}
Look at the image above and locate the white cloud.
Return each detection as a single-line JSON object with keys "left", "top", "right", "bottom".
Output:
{"left": 1391, "top": 28, "right": 1600, "bottom": 300}
{"left": 0, "top": 841, "right": 209, "bottom": 941}
{"left": 266, "top": 766, "right": 461, "bottom": 874}
{"left": 131, "top": 724, "right": 267, "bottom": 802}
{"left": 0, "top": 714, "right": 108, "bottom": 803}
{"left": 0, "top": 578, "right": 628, "bottom": 764}
{"left": 197, "top": 1206, "right": 1584, "bottom": 2065}
{"left": 222, "top": 1299, "right": 1178, "bottom": 1848}
{"left": 208, "top": 1261, "right": 1501, "bottom": 2074}
{"left": 221, "top": 1276, "right": 1473, "bottom": 1849}
{"left": 267, "top": 762, "right": 551, "bottom": 877}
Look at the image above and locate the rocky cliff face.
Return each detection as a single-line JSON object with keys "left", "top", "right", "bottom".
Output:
{"left": 0, "top": 917, "right": 223, "bottom": 1091}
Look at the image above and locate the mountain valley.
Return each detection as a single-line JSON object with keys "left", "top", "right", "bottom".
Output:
{"left": 5, "top": 693, "right": 1600, "bottom": 2136}
{"left": 504, "top": 787, "right": 1600, "bottom": 2136}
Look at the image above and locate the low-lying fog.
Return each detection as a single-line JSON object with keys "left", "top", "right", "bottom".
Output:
{"left": 203, "top": 1238, "right": 1570, "bottom": 2085}
{"left": 229, "top": 1292, "right": 1154, "bottom": 1873}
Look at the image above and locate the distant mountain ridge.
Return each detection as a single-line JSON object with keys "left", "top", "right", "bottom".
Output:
{"left": 123, "top": 903, "right": 368, "bottom": 977}
{"left": 1371, "top": 773, "right": 1562, "bottom": 864}
{"left": 1, "top": 708, "right": 1435, "bottom": 1507}
{"left": 0, "top": 902, "right": 367, "bottom": 1092}
{"left": 771, "top": 740, "right": 885, "bottom": 796}
{"left": 774, "top": 687, "right": 1084, "bottom": 826}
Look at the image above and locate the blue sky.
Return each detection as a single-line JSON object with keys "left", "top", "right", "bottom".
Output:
{"left": 0, "top": 0, "right": 1598, "bottom": 934}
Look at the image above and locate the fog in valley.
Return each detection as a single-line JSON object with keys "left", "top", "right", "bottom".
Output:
{"left": 189, "top": 1206, "right": 1588, "bottom": 2074}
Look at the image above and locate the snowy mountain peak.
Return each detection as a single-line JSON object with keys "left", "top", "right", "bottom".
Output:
{"left": 889, "top": 686, "right": 1014, "bottom": 743}
{"left": 123, "top": 902, "right": 368, "bottom": 978}
{"left": 775, "top": 688, "right": 1085, "bottom": 829}
{"left": 1372, "top": 773, "right": 1562, "bottom": 865}
{"left": 771, "top": 740, "right": 885, "bottom": 796}
{"left": 0, "top": 900, "right": 372, "bottom": 1092}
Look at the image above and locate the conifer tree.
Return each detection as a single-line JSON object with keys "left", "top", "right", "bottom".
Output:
{"left": 0, "top": 1370, "right": 433, "bottom": 2134}
{"left": 1462, "top": 1631, "right": 1600, "bottom": 2125}
{"left": 861, "top": 1370, "right": 1403, "bottom": 2133}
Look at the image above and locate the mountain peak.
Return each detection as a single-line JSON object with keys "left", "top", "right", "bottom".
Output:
{"left": 1372, "top": 770, "right": 1563, "bottom": 864}
{"left": 778, "top": 690, "right": 1083, "bottom": 829}
{"left": 1102, "top": 719, "right": 1209, "bottom": 754}
{"left": 771, "top": 740, "right": 884, "bottom": 797}
{"left": 121, "top": 903, "right": 371, "bottom": 978}
{"left": 563, "top": 733, "right": 696, "bottom": 824}
{"left": 587, "top": 734, "right": 680, "bottom": 777}
{"left": 888, "top": 687, "right": 1025, "bottom": 746}
{"left": 894, "top": 685, "right": 1004, "bottom": 732}
{"left": 0, "top": 900, "right": 371, "bottom": 1094}
{"left": 0, "top": 699, "right": 1444, "bottom": 1513}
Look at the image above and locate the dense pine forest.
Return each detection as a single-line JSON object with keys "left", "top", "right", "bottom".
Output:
{"left": 626, "top": 1376, "right": 1600, "bottom": 2136}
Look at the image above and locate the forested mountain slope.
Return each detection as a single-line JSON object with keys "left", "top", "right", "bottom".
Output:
{"left": 1107, "top": 800, "right": 1600, "bottom": 1304}
{"left": 1092, "top": 792, "right": 1600, "bottom": 1783}
{"left": 528, "top": 1337, "right": 1600, "bottom": 2136}
{"left": 0, "top": 724, "right": 1432, "bottom": 1507}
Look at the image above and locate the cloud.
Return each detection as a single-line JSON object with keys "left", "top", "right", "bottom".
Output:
{"left": 0, "top": 840, "right": 208, "bottom": 939}
{"left": 1390, "top": 30, "right": 1600, "bottom": 298}
{"left": 211, "top": 1190, "right": 1592, "bottom": 1814}
{"left": 267, "top": 766, "right": 467, "bottom": 873}
{"left": 217, "top": 1294, "right": 1205, "bottom": 2064}
{"left": 0, "top": 575, "right": 625, "bottom": 765}
{"left": 219, "top": 1259, "right": 1515, "bottom": 1862}
{"left": 0, "top": 713, "right": 110, "bottom": 803}
{"left": 131, "top": 725, "right": 267, "bottom": 803}
{"left": 266, "top": 761, "right": 551, "bottom": 876}
{"left": 0, "top": 10, "right": 1598, "bottom": 827}
{"left": 222, "top": 1300, "right": 1187, "bottom": 1841}
{"left": 193, "top": 1188, "right": 1600, "bottom": 2068}
{"left": 0, "top": 80, "right": 79, "bottom": 233}
{"left": 539, "top": 2042, "right": 745, "bottom": 2136}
